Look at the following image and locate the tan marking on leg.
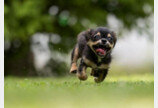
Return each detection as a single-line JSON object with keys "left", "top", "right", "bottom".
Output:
{"left": 73, "top": 46, "right": 79, "bottom": 63}
{"left": 70, "top": 47, "right": 79, "bottom": 73}
{"left": 70, "top": 63, "right": 77, "bottom": 73}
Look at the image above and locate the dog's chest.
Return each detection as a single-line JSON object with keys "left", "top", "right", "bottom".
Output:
{"left": 83, "top": 57, "right": 109, "bottom": 69}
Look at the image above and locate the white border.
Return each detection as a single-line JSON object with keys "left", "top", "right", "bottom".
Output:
{"left": 154, "top": 0, "right": 158, "bottom": 108}
{"left": 0, "top": 1, "right": 156, "bottom": 108}
{"left": 0, "top": 0, "right": 4, "bottom": 108}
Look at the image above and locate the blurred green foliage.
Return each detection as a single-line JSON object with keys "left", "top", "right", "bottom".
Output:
{"left": 4, "top": 0, "right": 153, "bottom": 76}
{"left": 5, "top": 0, "right": 153, "bottom": 52}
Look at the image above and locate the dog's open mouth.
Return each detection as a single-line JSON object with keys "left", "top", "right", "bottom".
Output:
{"left": 93, "top": 44, "right": 111, "bottom": 57}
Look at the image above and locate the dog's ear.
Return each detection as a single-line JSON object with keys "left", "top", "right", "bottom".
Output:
{"left": 85, "top": 29, "right": 94, "bottom": 41}
{"left": 111, "top": 31, "right": 117, "bottom": 46}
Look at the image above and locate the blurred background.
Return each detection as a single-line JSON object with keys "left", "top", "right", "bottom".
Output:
{"left": 4, "top": 0, "right": 154, "bottom": 77}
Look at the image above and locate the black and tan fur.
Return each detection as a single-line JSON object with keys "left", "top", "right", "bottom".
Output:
{"left": 70, "top": 27, "right": 117, "bottom": 83}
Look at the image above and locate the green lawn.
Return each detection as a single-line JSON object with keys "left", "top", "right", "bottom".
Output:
{"left": 5, "top": 74, "right": 154, "bottom": 108}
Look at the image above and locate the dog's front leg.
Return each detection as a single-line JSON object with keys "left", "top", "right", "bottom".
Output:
{"left": 77, "top": 59, "right": 87, "bottom": 81}
{"left": 93, "top": 69, "right": 108, "bottom": 83}
{"left": 70, "top": 45, "right": 79, "bottom": 74}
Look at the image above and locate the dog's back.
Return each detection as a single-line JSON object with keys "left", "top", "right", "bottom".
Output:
{"left": 77, "top": 31, "right": 87, "bottom": 57}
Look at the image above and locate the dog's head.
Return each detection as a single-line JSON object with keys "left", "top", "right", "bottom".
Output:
{"left": 86, "top": 27, "right": 117, "bottom": 58}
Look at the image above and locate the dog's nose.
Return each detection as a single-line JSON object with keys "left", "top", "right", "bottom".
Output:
{"left": 102, "top": 39, "right": 107, "bottom": 44}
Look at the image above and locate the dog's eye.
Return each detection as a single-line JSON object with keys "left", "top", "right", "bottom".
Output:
{"left": 108, "top": 37, "right": 112, "bottom": 41}
{"left": 93, "top": 35, "right": 100, "bottom": 40}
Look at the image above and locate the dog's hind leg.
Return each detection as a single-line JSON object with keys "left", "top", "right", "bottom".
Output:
{"left": 70, "top": 45, "right": 80, "bottom": 74}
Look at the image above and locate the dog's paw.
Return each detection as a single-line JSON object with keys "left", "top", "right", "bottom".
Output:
{"left": 94, "top": 77, "right": 104, "bottom": 83}
{"left": 77, "top": 73, "right": 88, "bottom": 81}
{"left": 70, "top": 69, "right": 77, "bottom": 74}
{"left": 70, "top": 64, "right": 77, "bottom": 74}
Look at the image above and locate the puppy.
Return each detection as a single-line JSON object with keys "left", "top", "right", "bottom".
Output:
{"left": 70, "top": 27, "right": 117, "bottom": 83}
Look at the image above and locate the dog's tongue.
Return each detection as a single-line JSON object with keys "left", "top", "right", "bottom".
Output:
{"left": 96, "top": 48, "right": 105, "bottom": 55}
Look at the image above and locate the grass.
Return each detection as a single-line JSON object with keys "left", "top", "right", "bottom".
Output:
{"left": 5, "top": 74, "right": 154, "bottom": 108}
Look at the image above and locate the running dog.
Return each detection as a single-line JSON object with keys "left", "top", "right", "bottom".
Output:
{"left": 70, "top": 27, "right": 117, "bottom": 83}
